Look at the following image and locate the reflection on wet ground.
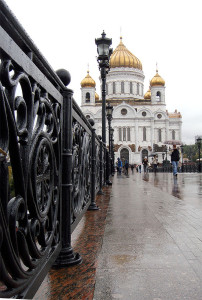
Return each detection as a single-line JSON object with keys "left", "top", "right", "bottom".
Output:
{"left": 138, "top": 172, "right": 202, "bottom": 205}
{"left": 34, "top": 171, "right": 202, "bottom": 300}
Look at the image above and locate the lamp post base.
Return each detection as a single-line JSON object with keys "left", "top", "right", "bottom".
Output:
{"left": 53, "top": 247, "right": 82, "bottom": 268}
{"left": 97, "top": 189, "right": 104, "bottom": 195}
{"left": 88, "top": 203, "right": 100, "bottom": 210}
{"left": 107, "top": 180, "right": 112, "bottom": 185}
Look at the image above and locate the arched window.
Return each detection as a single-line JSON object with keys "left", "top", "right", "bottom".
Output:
{"left": 119, "top": 128, "right": 122, "bottom": 141}
{"left": 86, "top": 115, "right": 90, "bottom": 119}
{"left": 121, "top": 81, "right": 124, "bottom": 93}
{"left": 172, "top": 130, "right": 175, "bottom": 140}
{"left": 143, "top": 127, "right": 146, "bottom": 141}
{"left": 113, "top": 82, "right": 116, "bottom": 94}
{"left": 127, "top": 128, "right": 131, "bottom": 141}
{"left": 158, "top": 129, "right": 162, "bottom": 142}
{"left": 137, "top": 83, "right": 139, "bottom": 95}
{"left": 86, "top": 92, "right": 90, "bottom": 102}
{"left": 123, "top": 127, "right": 126, "bottom": 141}
{"left": 130, "top": 82, "right": 133, "bottom": 94}
{"left": 156, "top": 91, "right": 161, "bottom": 101}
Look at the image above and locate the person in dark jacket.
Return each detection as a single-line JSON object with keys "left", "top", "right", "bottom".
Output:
{"left": 171, "top": 145, "right": 180, "bottom": 176}
{"left": 125, "top": 160, "right": 129, "bottom": 175}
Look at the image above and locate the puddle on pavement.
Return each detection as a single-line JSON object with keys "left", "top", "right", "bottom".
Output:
{"left": 112, "top": 254, "right": 137, "bottom": 265}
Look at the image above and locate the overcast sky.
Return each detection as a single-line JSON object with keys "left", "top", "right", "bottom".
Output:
{"left": 4, "top": 0, "right": 202, "bottom": 144}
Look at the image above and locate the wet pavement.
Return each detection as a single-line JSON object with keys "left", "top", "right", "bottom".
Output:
{"left": 35, "top": 172, "right": 202, "bottom": 300}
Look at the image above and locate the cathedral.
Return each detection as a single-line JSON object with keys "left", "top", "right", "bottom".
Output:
{"left": 80, "top": 37, "right": 182, "bottom": 164}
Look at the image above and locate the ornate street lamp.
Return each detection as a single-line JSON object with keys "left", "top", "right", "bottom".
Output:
{"left": 95, "top": 31, "right": 112, "bottom": 184}
{"left": 106, "top": 102, "right": 113, "bottom": 183}
{"left": 196, "top": 137, "right": 202, "bottom": 172}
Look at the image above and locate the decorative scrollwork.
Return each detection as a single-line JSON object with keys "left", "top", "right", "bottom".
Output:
{"left": 0, "top": 56, "right": 61, "bottom": 298}
{"left": 72, "top": 121, "right": 91, "bottom": 222}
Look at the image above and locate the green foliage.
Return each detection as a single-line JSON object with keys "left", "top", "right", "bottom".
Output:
{"left": 182, "top": 144, "right": 201, "bottom": 162}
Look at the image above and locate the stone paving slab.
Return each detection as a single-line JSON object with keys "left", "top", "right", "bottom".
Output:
{"left": 93, "top": 173, "right": 202, "bottom": 300}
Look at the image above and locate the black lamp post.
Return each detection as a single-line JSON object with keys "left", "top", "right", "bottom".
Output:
{"left": 106, "top": 102, "right": 113, "bottom": 152}
{"left": 95, "top": 31, "right": 112, "bottom": 184}
{"left": 180, "top": 145, "right": 184, "bottom": 172}
{"left": 196, "top": 137, "right": 202, "bottom": 172}
{"left": 106, "top": 102, "right": 113, "bottom": 183}
{"left": 110, "top": 128, "right": 114, "bottom": 175}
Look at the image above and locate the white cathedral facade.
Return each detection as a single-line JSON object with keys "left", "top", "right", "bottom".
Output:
{"left": 80, "top": 37, "right": 182, "bottom": 164}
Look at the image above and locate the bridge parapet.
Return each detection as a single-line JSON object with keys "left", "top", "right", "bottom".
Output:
{"left": 0, "top": 1, "right": 106, "bottom": 298}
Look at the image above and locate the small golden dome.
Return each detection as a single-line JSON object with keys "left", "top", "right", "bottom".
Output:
{"left": 81, "top": 70, "right": 96, "bottom": 88}
{"left": 150, "top": 69, "right": 165, "bottom": 87}
{"left": 144, "top": 88, "right": 151, "bottom": 100}
{"left": 110, "top": 37, "right": 142, "bottom": 70}
{"left": 95, "top": 92, "right": 99, "bottom": 100}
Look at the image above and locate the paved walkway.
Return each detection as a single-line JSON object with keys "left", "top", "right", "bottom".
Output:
{"left": 94, "top": 172, "right": 202, "bottom": 300}
{"left": 34, "top": 172, "right": 202, "bottom": 300}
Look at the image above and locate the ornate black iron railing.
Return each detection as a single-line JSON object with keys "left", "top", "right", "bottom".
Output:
{"left": 0, "top": 1, "right": 107, "bottom": 298}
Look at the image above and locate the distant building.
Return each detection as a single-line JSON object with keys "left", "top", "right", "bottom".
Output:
{"left": 80, "top": 37, "right": 182, "bottom": 164}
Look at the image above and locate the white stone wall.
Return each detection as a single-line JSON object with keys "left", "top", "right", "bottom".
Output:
{"left": 80, "top": 67, "right": 182, "bottom": 165}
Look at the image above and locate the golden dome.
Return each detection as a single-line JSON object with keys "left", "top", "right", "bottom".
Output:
{"left": 81, "top": 70, "right": 96, "bottom": 88}
{"left": 110, "top": 37, "right": 142, "bottom": 70}
{"left": 144, "top": 88, "right": 151, "bottom": 100}
{"left": 150, "top": 69, "right": 165, "bottom": 87}
{"left": 95, "top": 92, "right": 99, "bottom": 100}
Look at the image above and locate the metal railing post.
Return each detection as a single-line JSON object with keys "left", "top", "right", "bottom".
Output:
{"left": 54, "top": 88, "right": 82, "bottom": 267}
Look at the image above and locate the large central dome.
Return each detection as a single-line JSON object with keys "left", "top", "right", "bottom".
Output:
{"left": 110, "top": 37, "right": 142, "bottom": 70}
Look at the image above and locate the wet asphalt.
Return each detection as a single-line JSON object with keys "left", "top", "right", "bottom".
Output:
{"left": 93, "top": 171, "right": 202, "bottom": 300}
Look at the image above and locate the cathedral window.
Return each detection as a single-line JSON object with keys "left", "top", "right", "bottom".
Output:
{"left": 172, "top": 130, "right": 175, "bottom": 140}
{"left": 137, "top": 83, "right": 139, "bottom": 95}
{"left": 156, "top": 91, "right": 161, "bottom": 101}
{"left": 130, "top": 82, "right": 133, "bottom": 94}
{"left": 158, "top": 129, "right": 162, "bottom": 142}
{"left": 123, "top": 128, "right": 126, "bottom": 141}
{"left": 119, "top": 127, "right": 131, "bottom": 142}
{"left": 142, "top": 111, "right": 147, "bottom": 117}
{"left": 127, "top": 128, "right": 131, "bottom": 141}
{"left": 86, "top": 92, "right": 90, "bottom": 103}
{"left": 121, "top": 81, "right": 124, "bottom": 93}
{"left": 113, "top": 82, "right": 116, "bottom": 94}
{"left": 86, "top": 115, "right": 90, "bottom": 119}
{"left": 143, "top": 127, "right": 146, "bottom": 141}
{"left": 121, "top": 108, "right": 127, "bottom": 115}
{"left": 119, "top": 128, "right": 122, "bottom": 141}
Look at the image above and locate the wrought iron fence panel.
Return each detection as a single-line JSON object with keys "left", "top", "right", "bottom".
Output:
{"left": 0, "top": 52, "right": 62, "bottom": 299}
{"left": 0, "top": 2, "right": 64, "bottom": 298}
{"left": 71, "top": 107, "right": 92, "bottom": 231}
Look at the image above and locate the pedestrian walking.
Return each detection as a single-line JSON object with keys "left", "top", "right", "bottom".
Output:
{"left": 171, "top": 145, "right": 180, "bottom": 177}
{"left": 142, "top": 156, "right": 148, "bottom": 173}
{"left": 125, "top": 160, "right": 129, "bottom": 175}
{"left": 138, "top": 164, "right": 142, "bottom": 173}
{"left": 131, "top": 164, "right": 134, "bottom": 174}
{"left": 117, "top": 157, "right": 122, "bottom": 174}
{"left": 153, "top": 155, "right": 158, "bottom": 174}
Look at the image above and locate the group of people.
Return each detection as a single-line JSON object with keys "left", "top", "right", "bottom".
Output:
{"left": 116, "top": 144, "right": 180, "bottom": 177}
